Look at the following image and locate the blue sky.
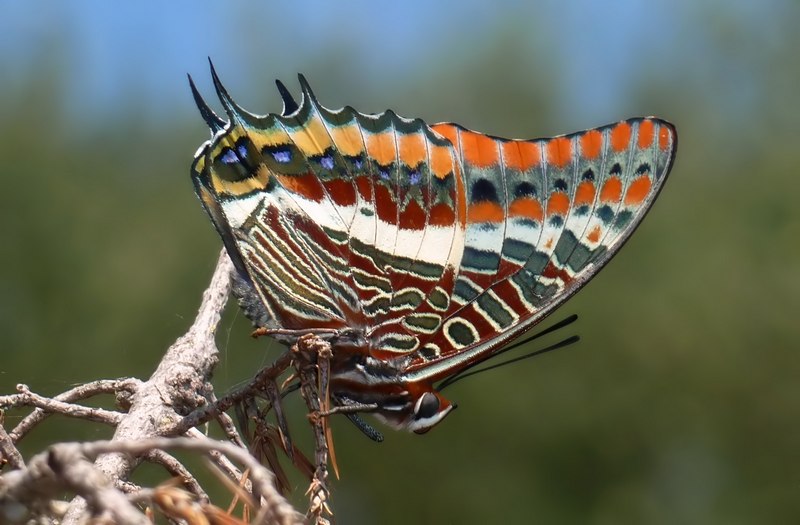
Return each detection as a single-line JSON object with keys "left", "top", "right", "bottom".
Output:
{"left": 0, "top": 0, "right": 783, "bottom": 129}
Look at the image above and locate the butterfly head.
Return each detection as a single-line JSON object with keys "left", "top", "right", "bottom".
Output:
{"left": 330, "top": 354, "right": 457, "bottom": 434}
{"left": 365, "top": 387, "right": 456, "bottom": 434}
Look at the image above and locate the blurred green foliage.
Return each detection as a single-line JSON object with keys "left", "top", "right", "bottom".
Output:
{"left": 2, "top": 2, "right": 799, "bottom": 523}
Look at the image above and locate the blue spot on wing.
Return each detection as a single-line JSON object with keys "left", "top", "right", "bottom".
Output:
{"left": 273, "top": 149, "right": 291, "bottom": 163}
{"left": 220, "top": 149, "right": 239, "bottom": 165}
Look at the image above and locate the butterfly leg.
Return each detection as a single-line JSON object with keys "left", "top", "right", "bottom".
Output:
{"left": 319, "top": 400, "right": 379, "bottom": 416}
{"left": 241, "top": 399, "right": 294, "bottom": 495}
{"left": 263, "top": 377, "right": 294, "bottom": 461}
{"left": 251, "top": 327, "right": 266, "bottom": 338}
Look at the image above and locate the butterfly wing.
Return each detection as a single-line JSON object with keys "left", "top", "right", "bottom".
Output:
{"left": 402, "top": 118, "right": 676, "bottom": 381}
{"left": 191, "top": 74, "right": 466, "bottom": 342}
{"left": 191, "top": 71, "right": 676, "bottom": 371}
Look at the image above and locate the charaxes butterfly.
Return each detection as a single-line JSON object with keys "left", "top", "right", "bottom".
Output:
{"left": 190, "top": 64, "right": 677, "bottom": 435}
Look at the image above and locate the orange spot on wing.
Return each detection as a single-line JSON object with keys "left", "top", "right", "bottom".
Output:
{"left": 276, "top": 172, "right": 325, "bottom": 201}
{"left": 547, "top": 137, "right": 572, "bottom": 168}
{"left": 431, "top": 124, "right": 459, "bottom": 145}
{"left": 624, "top": 176, "right": 652, "bottom": 205}
{"left": 509, "top": 197, "right": 543, "bottom": 222}
{"left": 468, "top": 201, "right": 504, "bottom": 223}
{"left": 611, "top": 122, "right": 631, "bottom": 152}
{"left": 600, "top": 176, "right": 622, "bottom": 202}
{"left": 366, "top": 132, "right": 397, "bottom": 166}
{"left": 429, "top": 144, "right": 454, "bottom": 179}
{"left": 580, "top": 130, "right": 602, "bottom": 159}
{"left": 324, "top": 178, "right": 356, "bottom": 206}
{"left": 574, "top": 181, "right": 596, "bottom": 206}
{"left": 398, "top": 132, "right": 425, "bottom": 168}
{"left": 659, "top": 125, "right": 672, "bottom": 151}
{"left": 637, "top": 119, "right": 654, "bottom": 149}
{"left": 502, "top": 140, "right": 540, "bottom": 171}
{"left": 429, "top": 202, "right": 455, "bottom": 226}
{"left": 586, "top": 225, "right": 602, "bottom": 244}
{"left": 460, "top": 131, "right": 499, "bottom": 168}
{"left": 547, "top": 192, "right": 570, "bottom": 217}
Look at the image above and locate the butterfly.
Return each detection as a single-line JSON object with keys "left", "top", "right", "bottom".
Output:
{"left": 190, "top": 63, "right": 677, "bottom": 435}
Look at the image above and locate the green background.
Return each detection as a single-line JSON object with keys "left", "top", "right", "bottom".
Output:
{"left": 2, "top": 1, "right": 799, "bottom": 523}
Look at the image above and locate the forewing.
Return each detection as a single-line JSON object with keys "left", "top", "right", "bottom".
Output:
{"left": 403, "top": 118, "right": 677, "bottom": 380}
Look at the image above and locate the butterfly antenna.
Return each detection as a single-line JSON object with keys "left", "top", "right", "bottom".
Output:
{"left": 439, "top": 335, "right": 580, "bottom": 390}
{"left": 438, "top": 314, "right": 579, "bottom": 391}
{"left": 495, "top": 313, "right": 578, "bottom": 358}
{"left": 275, "top": 79, "right": 299, "bottom": 115}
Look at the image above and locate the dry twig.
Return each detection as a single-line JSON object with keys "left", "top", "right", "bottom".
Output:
{"left": 0, "top": 249, "right": 339, "bottom": 524}
{"left": 9, "top": 378, "right": 141, "bottom": 442}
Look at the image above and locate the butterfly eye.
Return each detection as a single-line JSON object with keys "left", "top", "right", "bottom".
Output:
{"left": 414, "top": 392, "right": 440, "bottom": 420}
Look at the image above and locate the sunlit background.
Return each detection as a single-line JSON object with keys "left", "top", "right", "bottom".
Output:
{"left": 2, "top": 1, "right": 799, "bottom": 523}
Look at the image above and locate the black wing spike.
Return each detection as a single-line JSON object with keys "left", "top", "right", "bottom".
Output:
{"left": 297, "top": 73, "right": 320, "bottom": 107}
{"left": 187, "top": 74, "right": 226, "bottom": 133}
{"left": 275, "top": 79, "right": 299, "bottom": 115}
{"left": 208, "top": 58, "right": 238, "bottom": 121}
{"left": 207, "top": 58, "right": 260, "bottom": 125}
